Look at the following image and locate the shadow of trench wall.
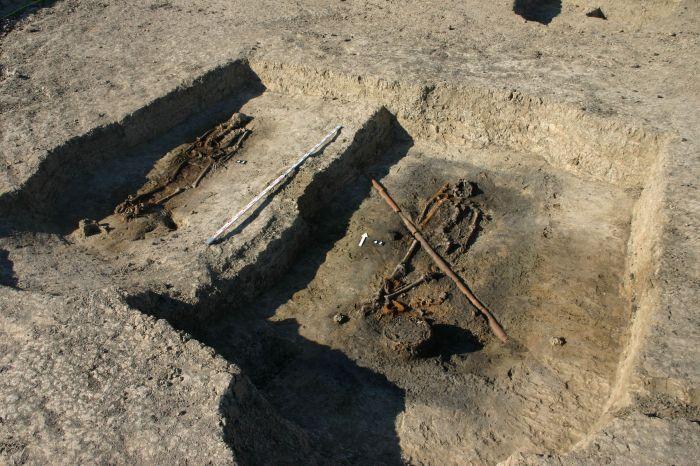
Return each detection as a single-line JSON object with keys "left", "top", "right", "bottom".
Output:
{"left": 0, "top": 248, "right": 18, "bottom": 288}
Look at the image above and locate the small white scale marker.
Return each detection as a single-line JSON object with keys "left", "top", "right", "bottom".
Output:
{"left": 358, "top": 232, "right": 368, "bottom": 247}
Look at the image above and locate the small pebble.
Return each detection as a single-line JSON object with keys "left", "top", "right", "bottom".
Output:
{"left": 550, "top": 336, "right": 566, "bottom": 346}
{"left": 333, "top": 313, "right": 348, "bottom": 324}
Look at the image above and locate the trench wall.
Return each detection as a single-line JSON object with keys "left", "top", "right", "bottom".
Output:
{"left": 249, "top": 59, "right": 668, "bottom": 190}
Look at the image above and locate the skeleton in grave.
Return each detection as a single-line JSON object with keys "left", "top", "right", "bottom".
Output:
{"left": 114, "top": 112, "right": 253, "bottom": 221}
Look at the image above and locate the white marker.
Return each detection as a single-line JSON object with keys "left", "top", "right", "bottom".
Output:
{"left": 358, "top": 232, "right": 368, "bottom": 247}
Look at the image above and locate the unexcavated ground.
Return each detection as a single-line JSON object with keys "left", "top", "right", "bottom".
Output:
{"left": 1, "top": 1, "right": 698, "bottom": 464}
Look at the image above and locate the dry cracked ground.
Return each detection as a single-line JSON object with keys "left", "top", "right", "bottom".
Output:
{"left": 0, "top": 0, "right": 698, "bottom": 464}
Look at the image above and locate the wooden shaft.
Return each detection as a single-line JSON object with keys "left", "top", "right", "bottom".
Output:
{"left": 372, "top": 179, "right": 508, "bottom": 343}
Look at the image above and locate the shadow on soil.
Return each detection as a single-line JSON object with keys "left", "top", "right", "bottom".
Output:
{"left": 513, "top": 0, "right": 561, "bottom": 25}
{"left": 216, "top": 316, "right": 407, "bottom": 465}
{"left": 0, "top": 249, "right": 18, "bottom": 288}
{"left": 1, "top": 0, "right": 56, "bottom": 29}
{"left": 425, "top": 324, "right": 483, "bottom": 360}
{"left": 128, "top": 122, "right": 414, "bottom": 464}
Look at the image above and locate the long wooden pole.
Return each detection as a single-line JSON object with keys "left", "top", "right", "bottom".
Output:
{"left": 371, "top": 179, "right": 508, "bottom": 343}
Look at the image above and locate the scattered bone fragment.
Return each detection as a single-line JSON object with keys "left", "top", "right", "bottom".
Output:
{"left": 218, "top": 127, "right": 246, "bottom": 148}
{"left": 216, "top": 129, "right": 251, "bottom": 167}
{"left": 384, "top": 272, "right": 443, "bottom": 302}
{"left": 192, "top": 161, "right": 214, "bottom": 188}
{"left": 380, "top": 299, "right": 407, "bottom": 318}
{"left": 156, "top": 187, "right": 186, "bottom": 204}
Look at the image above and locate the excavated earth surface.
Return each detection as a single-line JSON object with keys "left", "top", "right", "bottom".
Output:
{"left": 1, "top": 1, "right": 698, "bottom": 465}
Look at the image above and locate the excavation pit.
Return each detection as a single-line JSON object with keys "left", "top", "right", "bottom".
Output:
{"left": 193, "top": 138, "right": 636, "bottom": 464}
{"left": 0, "top": 62, "right": 672, "bottom": 465}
